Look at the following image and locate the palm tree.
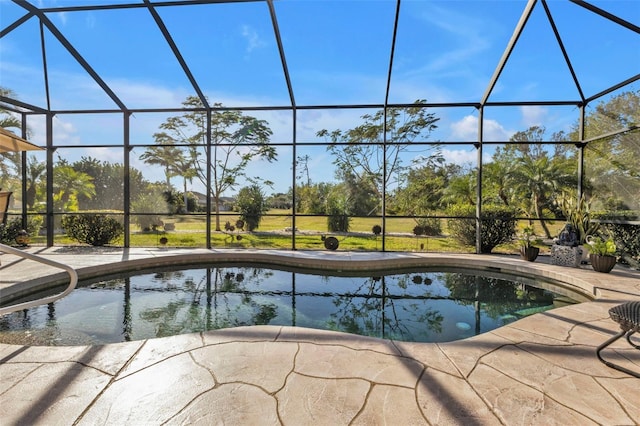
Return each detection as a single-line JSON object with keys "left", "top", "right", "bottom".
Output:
{"left": 442, "top": 172, "right": 476, "bottom": 207}
{"left": 26, "top": 156, "right": 46, "bottom": 209}
{"left": 0, "top": 87, "right": 24, "bottom": 189}
{"left": 488, "top": 126, "right": 578, "bottom": 238}
{"left": 508, "top": 155, "right": 575, "bottom": 238}
{"left": 483, "top": 162, "right": 514, "bottom": 206}
{"left": 139, "top": 144, "right": 183, "bottom": 190}
{"left": 172, "top": 150, "right": 197, "bottom": 213}
{"left": 0, "top": 87, "right": 22, "bottom": 129}
{"left": 53, "top": 165, "right": 96, "bottom": 211}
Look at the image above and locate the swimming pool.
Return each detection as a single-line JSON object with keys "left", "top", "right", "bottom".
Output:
{"left": 0, "top": 263, "right": 581, "bottom": 345}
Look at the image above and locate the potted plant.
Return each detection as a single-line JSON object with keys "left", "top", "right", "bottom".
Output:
{"left": 518, "top": 226, "right": 542, "bottom": 262}
{"left": 372, "top": 224, "right": 382, "bottom": 249}
{"left": 559, "top": 193, "right": 600, "bottom": 263}
{"left": 586, "top": 235, "right": 617, "bottom": 273}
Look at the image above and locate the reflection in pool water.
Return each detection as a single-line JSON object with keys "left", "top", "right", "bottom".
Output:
{"left": 0, "top": 265, "right": 578, "bottom": 345}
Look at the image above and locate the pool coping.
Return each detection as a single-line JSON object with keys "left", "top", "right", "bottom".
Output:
{"left": 2, "top": 249, "right": 600, "bottom": 304}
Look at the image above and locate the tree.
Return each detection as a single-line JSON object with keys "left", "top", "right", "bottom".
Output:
{"left": 482, "top": 162, "right": 514, "bottom": 207}
{"left": 296, "top": 182, "right": 334, "bottom": 214}
{"left": 509, "top": 154, "right": 575, "bottom": 238}
{"left": 390, "top": 153, "right": 453, "bottom": 215}
{"left": 171, "top": 153, "right": 198, "bottom": 213}
{"left": 488, "top": 126, "right": 577, "bottom": 238}
{"left": 442, "top": 167, "right": 477, "bottom": 207}
{"left": 0, "top": 87, "right": 21, "bottom": 126}
{"left": 25, "top": 156, "right": 46, "bottom": 209}
{"left": 326, "top": 185, "right": 351, "bottom": 232}
{"left": 0, "top": 87, "right": 24, "bottom": 192}
{"left": 266, "top": 192, "right": 292, "bottom": 210}
{"left": 153, "top": 96, "right": 276, "bottom": 230}
{"left": 139, "top": 144, "right": 183, "bottom": 190}
{"left": 296, "top": 154, "right": 311, "bottom": 186}
{"left": 317, "top": 100, "right": 439, "bottom": 215}
{"left": 337, "top": 169, "right": 379, "bottom": 216}
{"left": 140, "top": 134, "right": 197, "bottom": 213}
{"left": 74, "top": 156, "right": 148, "bottom": 211}
{"left": 53, "top": 163, "right": 96, "bottom": 211}
{"left": 578, "top": 90, "right": 640, "bottom": 210}
{"left": 235, "top": 184, "right": 268, "bottom": 231}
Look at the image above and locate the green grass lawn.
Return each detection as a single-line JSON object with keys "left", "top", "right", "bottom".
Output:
{"left": 35, "top": 209, "right": 562, "bottom": 255}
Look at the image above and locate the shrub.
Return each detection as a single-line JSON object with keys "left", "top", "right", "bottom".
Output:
{"left": 608, "top": 223, "right": 640, "bottom": 267}
{"left": 414, "top": 217, "right": 441, "bottom": 236}
{"left": 61, "top": 214, "right": 123, "bottom": 246}
{"left": 131, "top": 192, "right": 168, "bottom": 231}
{"left": 326, "top": 195, "right": 350, "bottom": 233}
{"left": 448, "top": 205, "right": 517, "bottom": 253}
{"left": 236, "top": 185, "right": 268, "bottom": 231}
{"left": 596, "top": 212, "right": 640, "bottom": 267}
{"left": 324, "top": 186, "right": 351, "bottom": 233}
{"left": 0, "top": 216, "right": 43, "bottom": 245}
{"left": 327, "top": 208, "right": 350, "bottom": 233}
{"left": 1, "top": 225, "right": 19, "bottom": 245}
{"left": 163, "top": 189, "right": 184, "bottom": 214}
{"left": 185, "top": 192, "right": 204, "bottom": 213}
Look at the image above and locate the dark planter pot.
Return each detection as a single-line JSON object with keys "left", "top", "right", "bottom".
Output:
{"left": 324, "top": 236, "right": 339, "bottom": 250}
{"left": 520, "top": 246, "right": 540, "bottom": 262}
{"left": 590, "top": 254, "right": 616, "bottom": 273}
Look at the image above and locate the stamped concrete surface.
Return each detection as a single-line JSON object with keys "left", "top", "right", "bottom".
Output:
{"left": 1, "top": 248, "right": 639, "bottom": 425}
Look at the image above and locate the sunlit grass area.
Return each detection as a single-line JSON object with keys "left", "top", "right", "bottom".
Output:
{"left": 32, "top": 209, "right": 563, "bottom": 256}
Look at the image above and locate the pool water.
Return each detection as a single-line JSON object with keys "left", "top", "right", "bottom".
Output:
{"left": 0, "top": 265, "right": 578, "bottom": 345}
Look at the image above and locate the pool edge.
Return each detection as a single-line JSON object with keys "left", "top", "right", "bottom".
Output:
{"left": 1, "top": 250, "right": 596, "bottom": 306}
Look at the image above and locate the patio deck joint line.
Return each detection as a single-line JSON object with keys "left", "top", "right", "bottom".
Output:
{"left": 472, "top": 362, "right": 595, "bottom": 425}
{"left": 73, "top": 340, "right": 148, "bottom": 424}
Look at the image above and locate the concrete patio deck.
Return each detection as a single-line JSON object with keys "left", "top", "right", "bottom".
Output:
{"left": 1, "top": 247, "right": 639, "bottom": 425}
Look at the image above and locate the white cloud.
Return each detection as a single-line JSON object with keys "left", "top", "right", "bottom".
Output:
{"left": 51, "top": 118, "right": 79, "bottom": 145}
{"left": 83, "top": 147, "right": 122, "bottom": 163}
{"left": 241, "top": 25, "right": 266, "bottom": 54}
{"left": 108, "top": 79, "right": 190, "bottom": 109}
{"left": 520, "top": 105, "right": 547, "bottom": 127}
{"left": 441, "top": 148, "right": 476, "bottom": 165}
{"left": 449, "top": 115, "right": 478, "bottom": 140}
{"left": 483, "top": 119, "right": 513, "bottom": 141}
{"left": 296, "top": 108, "right": 368, "bottom": 141}
{"left": 449, "top": 114, "right": 513, "bottom": 141}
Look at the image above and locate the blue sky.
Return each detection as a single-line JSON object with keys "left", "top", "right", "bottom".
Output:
{"left": 1, "top": 0, "right": 638, "bottom": 194}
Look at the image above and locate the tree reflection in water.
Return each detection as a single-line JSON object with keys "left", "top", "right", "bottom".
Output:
{"left": 137, "top": 267, "right": 279, "bottom": 338}
{"left": 0, "top": 265, "right": 574, "bottom": 345}
{"left": 327, "top": 275, "right": 444, "bottom": 342}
